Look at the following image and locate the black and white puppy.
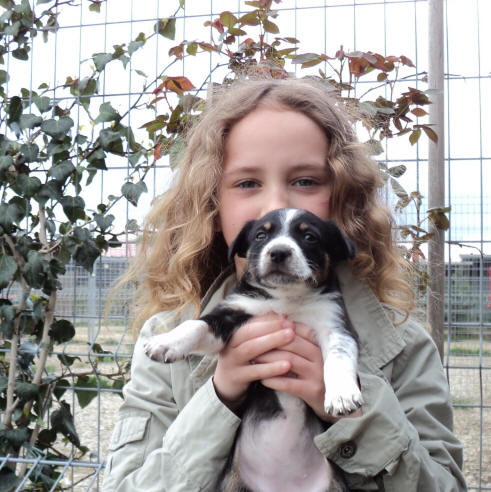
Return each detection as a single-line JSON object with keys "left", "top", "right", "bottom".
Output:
{"left": 144, "top": 208, "right": 362, "bottom": 492}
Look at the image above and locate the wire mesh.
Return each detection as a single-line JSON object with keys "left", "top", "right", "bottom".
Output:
{"left": 1, "top": 0, "right": 489, "bottom": 490}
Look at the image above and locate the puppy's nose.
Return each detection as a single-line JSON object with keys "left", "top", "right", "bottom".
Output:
{"left": 270, "top": 247, "right": 291, "bottom": 264}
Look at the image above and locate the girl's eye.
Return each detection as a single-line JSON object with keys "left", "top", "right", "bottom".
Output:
{"left": 303, "top": 232, "right": 318, "bottom": 243}
{"left": 237, "top": 180, "right": 258, "bottom": 189}
{"left": 255, "top": 231, "right": 267, "bottom": 241}
{"left": 293, "top": 178, "right": 317, "bottom": 187}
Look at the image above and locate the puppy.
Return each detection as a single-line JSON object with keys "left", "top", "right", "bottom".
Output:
{"left": 144, "top": 208, "right": 362, "bottom": 492}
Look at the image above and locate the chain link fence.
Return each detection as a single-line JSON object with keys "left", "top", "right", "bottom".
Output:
{"left": 1, "top": 0, "right": 489, "bottom": 490}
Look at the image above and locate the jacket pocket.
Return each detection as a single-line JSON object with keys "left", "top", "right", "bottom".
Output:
{"left": 108, "top": 411, "right": 150, "bottom": 451}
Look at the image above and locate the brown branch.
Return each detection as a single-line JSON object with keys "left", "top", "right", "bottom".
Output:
{"left": 2, "top": 236, "right": 30, "bottom": 431}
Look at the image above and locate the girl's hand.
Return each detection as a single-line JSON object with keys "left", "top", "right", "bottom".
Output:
{"left": 213, "top": 313, "right": 294, "bottom": 411}
{"left": 257, "top": 322, "right": 362, "bottom": 424}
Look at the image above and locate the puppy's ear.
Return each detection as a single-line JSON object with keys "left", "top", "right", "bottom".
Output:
{"left": 323, "top": 220, "right": 356, "bottom": 262}
{"left": 227, "top": 220, "right": 256, "bottom": 262}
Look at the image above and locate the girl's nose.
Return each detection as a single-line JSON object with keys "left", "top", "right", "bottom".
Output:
{"left": 261, "top": 186, "right": 289, "bottom": 215}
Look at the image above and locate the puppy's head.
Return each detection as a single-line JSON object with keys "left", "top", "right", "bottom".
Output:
{"left": 228, "top": 208, "right": 355, "bottom": 288}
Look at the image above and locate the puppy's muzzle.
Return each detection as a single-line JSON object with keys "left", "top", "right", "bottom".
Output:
{"left": 269, "top": 247, "right": 292, "bottom": 264}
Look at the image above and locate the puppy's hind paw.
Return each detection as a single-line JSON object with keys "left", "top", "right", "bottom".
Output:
{"left": 324, "top": 384, "right": 363, "bottom": 417}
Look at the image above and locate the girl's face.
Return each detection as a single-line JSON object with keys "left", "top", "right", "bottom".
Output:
{"left": 218, "top": 106, "right": 331, "bottom": 270}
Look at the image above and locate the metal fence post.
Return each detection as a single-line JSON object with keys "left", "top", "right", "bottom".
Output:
{"left": 428, "top": 0, "right": 445, "bottom": 361}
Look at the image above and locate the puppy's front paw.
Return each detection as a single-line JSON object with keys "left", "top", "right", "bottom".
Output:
{"left": 324, "top": 378, "right": 363, "bottom": 416}
{"left": 143, "top": 319, "right": 211, "bottom": 363}
{"left": 143, "top": 333, "right": 186, "bottom": 363}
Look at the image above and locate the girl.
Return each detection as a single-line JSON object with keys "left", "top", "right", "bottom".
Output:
{"left": 102, "top": 77, "right": 466, "bottom": 491}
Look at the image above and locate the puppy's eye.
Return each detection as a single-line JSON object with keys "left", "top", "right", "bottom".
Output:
{"left": 255, "top": 231, "right": 267, "bottom": 241}
{"left": 303, "top": 232, "right": 318, "bottom": 243}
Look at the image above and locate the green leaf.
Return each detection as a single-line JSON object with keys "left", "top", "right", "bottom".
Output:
{"left": 14, "top": 381, "right": 39, "bottom": 401}
{"left": 292, "top": 53, "right": 321, "bottom": 65}
{"left": 0, "top": 69, "right": 9, "bottom": 85}
{"left": 220, "top": 11, "right": 238, "bottom": 28}
{"left": 94, "top": 213, "right": 114, "bottom": 231}
{"left": 36, "top": 180, "right": 63, "bottom": 205}
{"left": 0, "top": 254, "right": 17, "bottom": 288}
{"left": 0, "top": 427, "right": 30, "bottom": 452}
{"left": 121, "top": 180, "right": 147, "bottom": 207}
{"left": 33, "top": 94, "right": 51, "bottom": 113}
{"left": 19, "top": 113, "right": 42, "bottom": 129}
{"left": 48, "top": 160, "right": 75, "bottom": 183}
{"left": 155, "top": 17, "right": 176, "bottom": 40}
{"left": 388, "top": 165, "right": 407, "bottom": 178}
{"left": 95, "top": 102, "right": 120, "bottom": 124}
{"left": 0, "top": 468, "right": 21, "bottom": 491}
{"left": 93, "top": 52, "right": 112, "bottom": 72}
{"left": 75, "top": 376, "right": 98, "bottom": 409}
{"left": 60, "top": 195, "right": 85, "bottom": 222}
{"left": 57, "top": 354, "right": 81, "bottom": 367}
{"left": 53, "top": 379, "right": 70, "bottom": 400}
{"left": 390, "top": 178, "right": 409, "bottom": 200}
{"left": 41, "top": 116, "right": 74, "bottom": 138}
{"left": 20, "top": 142, "right": 39, "bottom": 162}
{"left": 262, "top": 19, "right": 279, "bottom": 34}
{"left": 0, "top": 303, "right": 16, "bottom": 337}
{"left": 12, "top": 47, "right": 29, "bottom": 60}
{"left": 12, "top": 174, "right": 41, "bottom": 197}
{"left": 73, "top": 239, "right": 100, "bottom": 272}
{"left": 409, "top": 128, "right": 421, "bottom": 145}
{"left": 37, "top": 429, "right": 57, "bottom": 449}
{"left": 23, "top": 250, "right": 48, "bottom": 289}
{"left": 51, "top": 401, "right": 80, "bottom": 448}
{"left": 0, "top": 155, "right": 13, "bottom": 175}
{"left": 186, "top": 42, "right": 197, "bottom": 56}
{"left": 49, "top": 319, "right": 75, "bottom": 344}
{"left": 0, "top": 196, "right": 30, "bottom": 225}
{"left": 365, "top": 139, "right": 384, "bottom": 156}
{"left": 128, "top": 33, "right": 146, "bottom": 55}
{"left": 89, "top": 2, "right": 101, "bottom": 12}
{"left": 7, "top": 95, "right": 22, "bottom": 125}
{"left": 99, "top": 128, "right": 123, "bottom": 153}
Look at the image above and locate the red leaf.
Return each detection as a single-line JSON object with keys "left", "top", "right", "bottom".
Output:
{"left": 400, "top": 55, "right": 415, "bottom": 67}
{"left": 422, "top": 125, "right": 438, "bottom": 143}
{"left": 154, "top": 142, "right": 162, "bottom": 161}
{"left": 411, "top": 107, "right": 428, "bottom": 117}
{"left": 163, "top": 76, "right": 195, "bottom": 95}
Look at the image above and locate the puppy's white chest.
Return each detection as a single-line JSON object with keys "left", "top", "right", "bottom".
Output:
{"left": 237, "top": 394, "right": 332, "bottom": 492}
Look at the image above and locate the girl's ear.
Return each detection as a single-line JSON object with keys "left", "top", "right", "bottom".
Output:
{"left": 323, "top": 220, "right": 356, "bottom": 262}
{"left": 227, "top": 220, "right": 256, "bottom": 262}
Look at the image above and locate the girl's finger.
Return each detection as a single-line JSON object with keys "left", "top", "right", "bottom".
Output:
{"left": 235, "top": 327, "right": 296, "bottom": 363}
{"left": 254, "top": 350, "right": 311, "bottom": 374}
{"left": 229, "top": 314, "right": 289, "bottom": 348}
{"left": 276, "top": 334, "right": 322, "bottom": 363}
{"left": 292, "top": 322, "right": 319, "bottom": 345}
{"left": 238, "top": 359, "right": 292, "bottom": 383}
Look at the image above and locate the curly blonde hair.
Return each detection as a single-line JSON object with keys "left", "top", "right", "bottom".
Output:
{"left": 121, "top": 77, "right": 415, "bottom": 336}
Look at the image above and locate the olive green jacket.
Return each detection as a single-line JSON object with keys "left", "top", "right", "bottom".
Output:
{"left": 102, "top": 264, "right": 466, "bottom": 491}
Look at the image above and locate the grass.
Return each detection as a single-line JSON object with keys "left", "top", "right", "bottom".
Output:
{"left": 449, "top": 346, "right": 491, "bottom": 357}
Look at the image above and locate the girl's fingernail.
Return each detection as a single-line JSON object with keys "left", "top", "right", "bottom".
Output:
{"left": 282, "top": 320, "right": 295, "bottom": 330}
{"left": 283, "top": 328, "right": 294, "bottom": 338}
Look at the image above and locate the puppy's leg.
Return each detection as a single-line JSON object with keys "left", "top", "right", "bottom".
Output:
{"left": 144, "top": 319, "right": 224, "bottom": 363}
{"left": 318, "top": 331, "right": 363, "bottom": 416}
{"left": 144, "top": 305, "right": 253, "bottom": 363}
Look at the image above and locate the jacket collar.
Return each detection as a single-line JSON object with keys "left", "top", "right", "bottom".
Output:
{"left": 335, "top": 262, "right": 406, "bottom": 369}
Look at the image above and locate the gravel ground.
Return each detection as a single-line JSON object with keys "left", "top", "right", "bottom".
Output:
{"left": 59, "top": 357, "right": 490, "bottom": 491}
